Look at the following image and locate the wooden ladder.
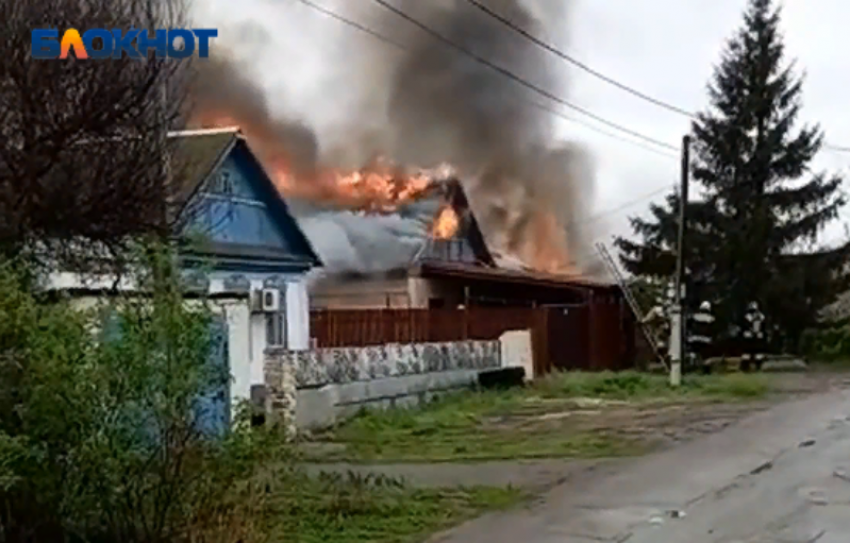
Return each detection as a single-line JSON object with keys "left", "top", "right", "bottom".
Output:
{"left": 595, "top": 242, "right": 669, "bottom": 370}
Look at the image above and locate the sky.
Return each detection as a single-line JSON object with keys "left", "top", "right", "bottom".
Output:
{"left": 193, "top": 0, "right": 850, "bottom": 265}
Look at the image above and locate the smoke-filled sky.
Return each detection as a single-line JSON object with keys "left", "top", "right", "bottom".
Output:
{"left": 192, "top": 0, "right": 850, "bottom": 268}
{"left": 190, "top": 0, "right": 594, "bottom": 275}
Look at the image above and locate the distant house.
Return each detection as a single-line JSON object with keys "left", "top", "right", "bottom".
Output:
{"left": 48, "top": 128, "right": 322, "bottom": 412}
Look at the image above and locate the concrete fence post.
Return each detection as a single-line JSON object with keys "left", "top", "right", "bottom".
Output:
{"left": 263, "top": 348, "right": 297, "bottom": 440}
{"left": 500, "top": 329, "right": 534, "bottom": 381}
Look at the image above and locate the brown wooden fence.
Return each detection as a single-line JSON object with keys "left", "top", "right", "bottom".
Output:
{"left": 310, "top": 307, "right": 538, "bottom": 346}
{"left": 310, "top": 305, "right": 635, "bottom": 374}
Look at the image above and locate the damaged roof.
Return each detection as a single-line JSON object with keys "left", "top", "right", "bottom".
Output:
{"left": 165, "top": 134, "right": 602, "bottom": 286}
{"left": 411, "top": 179, "right": 496, "bottom": 268}
{"left": 407, "top": 181, "right": 615, "bottom": 288}
{"left": 412, "top": 260, "right": 617, "bottom": 291}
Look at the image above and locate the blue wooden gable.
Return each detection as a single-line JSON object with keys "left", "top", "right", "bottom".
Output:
{"left": 175, "top": 133, "right": 321, "bottom": 274}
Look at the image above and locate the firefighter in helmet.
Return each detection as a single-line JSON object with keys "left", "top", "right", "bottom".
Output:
{"left": 687, "top": 300, "right": 715, "bottom": 373}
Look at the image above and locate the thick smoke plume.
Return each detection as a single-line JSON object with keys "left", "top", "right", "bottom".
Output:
{"left": 190, "top": 0, "right": 596, "bottom": 275}
{"left": 189, "top": 52, "right": 319, "bottom": 180}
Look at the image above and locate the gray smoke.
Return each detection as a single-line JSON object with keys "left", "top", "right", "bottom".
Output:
{"left": 191, "top": 0, "right": 596, "bottom": 274}
{"left": 189, "top": 53, "right": 319, "bottom": 178}
{"left": 369, "top": 0, "right": 595, "bottom": 272}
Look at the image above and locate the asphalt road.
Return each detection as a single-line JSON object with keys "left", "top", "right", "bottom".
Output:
{"left": 432, "top": 388, "right": 850, "bottom": 542}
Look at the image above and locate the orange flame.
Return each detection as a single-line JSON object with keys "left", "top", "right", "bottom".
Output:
{"left": 190, "top": 109, "right": 577, "bottom": 275}
{"left": 192, "top": 110, "right": 442, "bottom": 213}
{"left": 430, "top": 205, "right": 460, "bottom": 239}
{"left": 524, "top": 212, "right": 575, "bottom": 274}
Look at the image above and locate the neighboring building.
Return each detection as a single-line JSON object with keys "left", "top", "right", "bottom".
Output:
{"left": 309, "top": 179, "right": 614, "bottom": 310}
{"left": 307, "top": 179, "right": 636, "bottom": 371}
{"left": 308, "top": 180, "right": 498, "bottom": 309}
{"left": 48, "top": 127, "right": 322, "bottom": 410}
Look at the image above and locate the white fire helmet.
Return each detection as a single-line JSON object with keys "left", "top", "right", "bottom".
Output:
{"left": 699, "top": 301, "right": 711, "bottom": 312}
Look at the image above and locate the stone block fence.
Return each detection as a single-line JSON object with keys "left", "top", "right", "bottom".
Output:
{"left": 263, "top": 331, "right": 532, "bottom": 431}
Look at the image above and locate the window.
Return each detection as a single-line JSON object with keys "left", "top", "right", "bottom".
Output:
{"left": 266, "top": 311, "right": 287, "bottom": 347}
{"left": 216, "top": 170, "right": 234, "bottom": 195}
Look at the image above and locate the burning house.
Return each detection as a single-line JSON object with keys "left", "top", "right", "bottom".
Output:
{"left": 306, "top": 178, "right": 493, "bottom": 309}
{"left": 187, "top": 0, "right": 596, "bottom": 282}
{"left": 305, "top": 177, "right": 615, "bottom": 311}
{"left": 183, "top": 0, "right": 639, "bottom": 370}
{"left": 287, "top": 170, "right": 634, "bottom": 372}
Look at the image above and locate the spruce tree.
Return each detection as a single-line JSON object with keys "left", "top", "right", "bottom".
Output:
{"left": 616, "top": 0, "right": 849, "bottom": 349}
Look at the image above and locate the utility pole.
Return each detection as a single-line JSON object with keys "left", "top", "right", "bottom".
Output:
{"left": 669, "top": 135, "right": 691, "bottom": 387}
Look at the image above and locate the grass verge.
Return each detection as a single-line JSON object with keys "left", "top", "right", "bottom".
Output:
{"left": 305, "top": 371, "right": 772, "bottom": 463}
{"left": 264, "top": 470, "right": 524, "bottom": 542}
{"left": 533, "top": 370, "right": 771, "bottom": 401}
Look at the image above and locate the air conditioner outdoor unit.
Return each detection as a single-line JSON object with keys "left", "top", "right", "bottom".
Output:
{"left": 260, "top": 288, "right": 281, "bottom": 312}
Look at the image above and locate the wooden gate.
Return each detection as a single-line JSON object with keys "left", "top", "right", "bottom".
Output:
{"left": 545, "top": 305, "right": 591, "bottom": 371}
{"left": 194, "top": 315, "right": 231, "bottom": 437}
{"left": 101, "top": 309, "right": 231, "bottom": 440}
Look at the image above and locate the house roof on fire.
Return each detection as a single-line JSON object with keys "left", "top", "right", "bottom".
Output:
{"left": 411, "top": 179, "right": 495, "bottom": 268}
{"left": 167, "top": 129, "right": 611, "bottom": 288}
{"left": 165, "top": 128, "right": 495, "bottom": 274}
{"left": 421, "top": 183, "right": 616, "bottom": 287}
{"left": 410, "top": 182, "right": 614, "bottom": 287}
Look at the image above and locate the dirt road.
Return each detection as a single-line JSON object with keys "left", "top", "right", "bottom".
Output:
{"left": 431, "top": 384, "right": 850, "bottom": 542}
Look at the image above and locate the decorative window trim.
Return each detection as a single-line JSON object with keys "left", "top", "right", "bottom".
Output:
{"left": 265, "top": 310, "right": 287, "bottom": 347}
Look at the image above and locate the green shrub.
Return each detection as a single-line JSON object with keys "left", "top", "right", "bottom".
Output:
{"left": 800, "top": 320, "right": 850, "bottom": 362}
{"left": 0, "top": 246, "right": 288, "bottom": 543}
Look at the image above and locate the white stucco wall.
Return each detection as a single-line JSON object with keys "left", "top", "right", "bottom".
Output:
{"left": 46, "top": 270, "right": 312, "bottom": 410}
{"left": 286, "top": 281, "right": 310, "bottom": 350}
{"left": 206, "top": 273, "right": 310, "bottom": 392}
{"left": 217, "top": 300, "right": 251, "bottom": 405}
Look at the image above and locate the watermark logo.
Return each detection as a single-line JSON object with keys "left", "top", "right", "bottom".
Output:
{"left": 31, "top": 28, "right": 217, "bottom": 59}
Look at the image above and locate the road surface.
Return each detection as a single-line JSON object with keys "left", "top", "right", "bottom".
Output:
{"left": 432, "top": 388, "right": 850, "bottom": 542}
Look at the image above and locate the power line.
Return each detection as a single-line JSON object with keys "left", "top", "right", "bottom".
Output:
{"left": 463, "top": 0, "right": 694, "bottom": 119}
{"left": 463, "top": 0, "right": 850, "bottom": 155}
{"left": 295, "top": 0, "right": 680, "bottom": 222}
{"left": 825, "top": 144, "right": 850, "bottom": 153}
{"left": 296, "top": 0, "right": 406, "bottom": 50}
{"left": 300, "top": 0, "right": 850, "bottom": 156}
{"left": 572, "top": 183, "right": 674, "bottom": 229}
{"left": 297, "top": 0, "right": 679, "bottom": 156}
{"left": 530, "top": 101, "right": 679, "bottom": 155}
{"left": 369, "top": 0, "right": 680, "bottom": 152}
